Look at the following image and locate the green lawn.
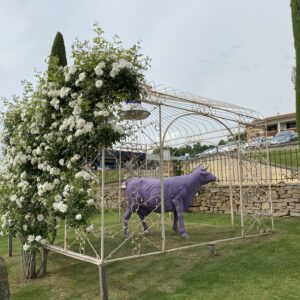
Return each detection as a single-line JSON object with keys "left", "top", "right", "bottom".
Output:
{"left": 268, "top": 148, "right": 300, "bottom": 168}
{"left": 245, "top": 147, "right": 300, "bottom": 168}
{"left": 1, "top": 213, "right": 300, "bottom": 299}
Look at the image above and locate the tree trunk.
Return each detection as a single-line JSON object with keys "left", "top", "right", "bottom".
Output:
{"left": 21, "top": 247, "right": 50, "bottom": 279}
{"left": 21, "top": 248, "right": 37, "bottom": 279}
{"left": 0, "top": 257, "right": 10, "bottom": 300}
{"left": 37, "top": 248, "right": 49, "bottom": 277}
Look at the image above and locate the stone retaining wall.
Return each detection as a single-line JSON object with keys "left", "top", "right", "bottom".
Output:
{"left": 191, "top": 182, "right": 300, "bottom": 217}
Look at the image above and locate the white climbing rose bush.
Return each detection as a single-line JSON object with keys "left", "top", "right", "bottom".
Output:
{"left": 0, "top": 25, "right": 149, "bottom": 253}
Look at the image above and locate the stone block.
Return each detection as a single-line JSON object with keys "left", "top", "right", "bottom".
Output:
{"left": 278, "top": 189, "right": 287, "bottom": 195}
{"left": 290, "top": 211, "right": 300, "bottom": 217}
{"left": 279, "top": 194, "right": 291, "bottom": 199}
{"left": 261, "top": 203, "right": 270, "bottom": 210}
{"left": 200, "top": 206, "right": 209, "bottom": 211}
{"left": 273, "top": 210, "right": 288, "bottom": 217}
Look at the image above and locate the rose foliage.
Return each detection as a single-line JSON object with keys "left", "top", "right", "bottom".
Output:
{"left": 0, "top": 26, "right": 149, "bottom": 255}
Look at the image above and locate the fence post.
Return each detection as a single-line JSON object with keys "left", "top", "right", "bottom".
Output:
{"left": 8, "top": 235, "right": 12, "bottom": 257}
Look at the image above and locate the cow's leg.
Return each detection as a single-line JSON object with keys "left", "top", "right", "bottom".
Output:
{"left": 172, "top": 200, "right": 189, "bottom": 239}
{"left": 137, "top": 209, "right": 151, "bottom": 233}
{"left": 172, "top": 211, "right": 178, "bottom": 233}
{"left": 123, "top": 207, "right": 133, "bottom": 239}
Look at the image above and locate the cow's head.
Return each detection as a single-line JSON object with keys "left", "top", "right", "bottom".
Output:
{"left": 194, "top": 166, "right": 217, "bottom": 184}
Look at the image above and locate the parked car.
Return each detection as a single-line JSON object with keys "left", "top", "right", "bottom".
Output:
{"left": 219, "top": 141, "right": 238, "bottom": 152}
{"left": 245, "top": 136, "right": 266, "bottom": 149}
{"left": 270, "top": 130, "right": 298, "bottom": 146}
{"left": 195, "top": 146, "right": 218, "bottom": 158}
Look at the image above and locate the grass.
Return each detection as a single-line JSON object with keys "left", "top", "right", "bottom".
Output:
{"left": 245, "top": 147, "right": 300, "bottom": 169}
{"left": 268, "top": 148, "right": 300, "bottom": 168}
{"left": 2, "top": 213, "right": 300, "bottom": 299}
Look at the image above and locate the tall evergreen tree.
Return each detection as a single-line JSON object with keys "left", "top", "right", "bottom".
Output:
{"left": 291, "top": 0, "right": 300, "bottom": 146}
{"left": 48, "top": 32, "right": 67, "bottom": 81}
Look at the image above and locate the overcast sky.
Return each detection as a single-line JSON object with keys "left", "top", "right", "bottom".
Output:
{"left": 0, "top": 0, "right": 296, "bottom": 117}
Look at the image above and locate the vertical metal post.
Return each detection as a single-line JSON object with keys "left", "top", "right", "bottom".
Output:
{"left": 118, "top": 149, "right": 122, "bottom": 222}
{"left": 237, "top": 123, "right": 244, "bottom": 237}
{"left": 101, "top": 147, "right": 105, "bottom": 260}
{"left": 8, "top": 235, "right": 12, "bottom": 257}
{"left": 265, "top": 127, "right": 274, "bottom": 231}
{"left": 208, "top": 244, "right": 216, "bottom": 256}
{"left": 228, "top": 153, "right": 234, "bottom": 226}
{"left": 64, "top": 218, "right": 67, "bottom": 251}
{"left": 159, "top": 104, "right": 166, "bottom": 252}
{"left": 99, "top": 263, "right": 108, "bottom": 300}
{"left": 99, "top": 147, "right": 108, "bottom": 300}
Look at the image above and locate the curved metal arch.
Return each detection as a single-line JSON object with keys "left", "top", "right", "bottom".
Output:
{"left": 162, "top": 112, "right": 235, "bottom": 148}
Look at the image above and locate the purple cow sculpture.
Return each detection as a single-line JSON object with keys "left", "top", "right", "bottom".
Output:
{"left": 123, "top": 166, "right": 216, "bottom": 239}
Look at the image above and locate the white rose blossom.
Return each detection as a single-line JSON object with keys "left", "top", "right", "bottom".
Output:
{"left": 23, "top": 244, "right": 30, "bottom": 251}
{"left": 87, "top": 199, "right": 95, "bottom": 206}
{"left": 75, "top": 214, "right": 82, "bottom": 220}
{"left": 27, "top": 235, "right": 35, "bottom": 242}
{"left": 75, "top": 171, "right": 91, "bottom": 181}
{"left": 37, "top": 214, "right": 44, "bottom": 222}
{"left": 95, "top": 80, "right": 103, "bottom": 88}
{"left": 86, "top": 224, "right": 94, "bottom": 233}
{"left": 35, "top": 235, "right": 42, "bottom": 242}
{"left": 53, "top": 201, "right": 68, "bottom": 213}
{"left": 78, "top": 72, "right": 86, "bottom": 81}
{"left": 54, "top": 194, "right": 62, "bottom": 202}
{"left": 70, "top": 154, "right": 81, "bottom": 162}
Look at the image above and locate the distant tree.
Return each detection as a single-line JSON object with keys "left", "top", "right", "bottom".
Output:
{"left": 48, "top": 32, "right": 67, "bottom": 81}
{"left": 218, "top": 139, "right": 226, "bottom": 145}
{"left": 291, "top": 0, "right": 300, "bottom": 147}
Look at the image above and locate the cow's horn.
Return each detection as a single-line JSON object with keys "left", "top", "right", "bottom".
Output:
{"left": 202, "top": 165, "right": 209, "bottom": 171}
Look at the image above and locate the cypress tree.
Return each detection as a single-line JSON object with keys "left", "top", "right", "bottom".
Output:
{"left": 291, "top": 0, "right": 300, "bottom": 147}
{"left": 48, "top": 32, "right": 67, "bottom": 81}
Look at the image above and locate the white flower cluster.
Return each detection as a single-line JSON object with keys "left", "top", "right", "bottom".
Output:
{"left": 75, "top": 213, "right": 82, "bottom": 220}
{"left": 110, "top": 59, "right": 133, "bottom": 78}
{"left": 1, "top": 213, "right": 12, "bottom": 229}
{"left": 70, "top": 154, "right": 81, "bottom": 162}
{"left": 53, "top": 201, "right": 68, "bottom": 213}
{"left": 75, "top": 72, "right": 86, "bottom": 86}
{"left": 111, "top": 124, "right": 125, "bottom": 135}
{"left": 87, "top": 199, "right": 95, "bottom": 206}
{"left": 59, "top": 114, "right": 94, "bottom": 137}
{"left": 86, "top": 224, "right": 94, "bottom": 233}
{"left": 64, "top": 65, "right": 78, "bottom": 82}
{"left": 50, "top": 97, "right": 60, "bottom": 110}
{"left": 17, "top": 180, "right": 29, "bottom": 192}
{"left": 94, "top": 110, "right": 109, "bottom": 117}
{"left": 75, "top": 171, "right": 91, "bottom": 181}
{"left": 59, "top": 86, "right": 71, "bottom": 98}
{"left": 94, "top": 61, "right": 105, "bottom": 76}
{"left": 94, "top": 102, "right": 109, "bottom": 117}
{"left": 23, "top": 234, "right": 46, "bottom": 251}
{"left": 95, "top": 80, "right": 103, "bottom": 89}
{"left": 37, "top": 182, "right": 55, "bottom": 196}
{"left": 9, "top": 151, "right": 27, "bottom": 168}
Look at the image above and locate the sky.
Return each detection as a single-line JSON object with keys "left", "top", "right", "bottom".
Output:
{"left": 0, "top": 0, "right": 296, "bottom": 118}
